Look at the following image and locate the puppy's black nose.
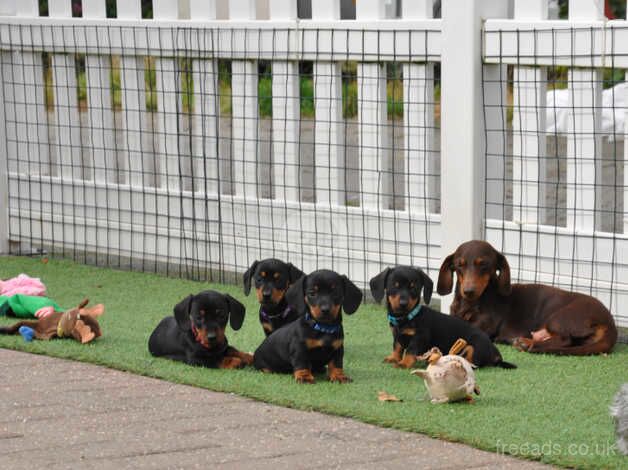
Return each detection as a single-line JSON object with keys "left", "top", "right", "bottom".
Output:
{"left": 399, "top": 297, "right": 409, "bottom": 308}
{"left": 206, "top": 330, "right": 217, "bottom": 341}
{"left": 320, "top": 304, "right": 331, "bottom": 316}
{"left": 463, "top": 288, "right": 476, "bottom": 297}
{"left": 262, "top": 288, "right": 272, "bottom": 300}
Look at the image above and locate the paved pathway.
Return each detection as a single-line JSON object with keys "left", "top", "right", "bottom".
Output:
{"left": 0, "top": 349, "right": 551, "bottom": 469}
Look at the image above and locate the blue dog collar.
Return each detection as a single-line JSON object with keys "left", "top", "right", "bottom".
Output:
{"left": 305, "top": 312, "right": 340, "bottom": 335}
{"left": 388, "top": 304, "right": 422, "bottom": 326}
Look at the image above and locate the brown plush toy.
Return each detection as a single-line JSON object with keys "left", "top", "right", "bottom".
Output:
{"left": 0, "top": 298, "right": 104, "bottom": 344}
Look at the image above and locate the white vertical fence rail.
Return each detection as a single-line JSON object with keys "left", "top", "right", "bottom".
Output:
{"left": 0, "top": 0, "right": 626, "bottom": 327}
{"left": 356, "top": 0, "right": 390, "bottom": 210}
{"left": 512, "top": 1, "right": 548, "bottom": 226}
{"left": 48, "top": 0, "right": 83, "bottom": 181}
{"left": 269, "top": 0, "right": 299, "bottom": 202}
{"left": 566, "top": 1, "right": 605, "bottom": 231}
{"left": 154, "top": 0, "right": 182, "bottom": 191}
{"left": 403, "top": 0, "right": 434, "bottom": 217}
{"left": 84, "top": 0, "right": 113, "bottom": 183}
{"left": 230, "top": 0, "right": 259, "bottom": 199}
{"left": 312, "top": 0, "right": 344, "bottom": 206}
{"left": 190, "top": 0, "right": 219, "bottom": 196}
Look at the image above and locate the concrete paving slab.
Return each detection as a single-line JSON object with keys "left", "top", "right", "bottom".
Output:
{"left": 0, "top": 348, "right": 552, "bottom": 469}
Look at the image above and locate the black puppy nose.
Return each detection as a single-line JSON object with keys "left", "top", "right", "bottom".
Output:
{"left": 206, "top": 331, "right": 217, "bottom": 340}
{"left": 320, "top": 304, "right": 331, "bottom": 315}
{"left": 463, "top": 288, "right": 475, "bottom": 297}
{"left": 399, "top": 297, "right": 409, "bottom": 307}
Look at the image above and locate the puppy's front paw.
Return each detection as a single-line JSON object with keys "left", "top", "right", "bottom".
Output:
{"left": 383, "top": 354, "right": 401, "bottom": 364}
{"left": 395, "top": 354, "right": 417, "bottom": 369}
{"left": 328, "top": 369, "right": 352, "bottom": 383}
{"left": 240, "top": 352, "right": 254, "bottom": 366}
{"left": 294, "top": 369, "right": 315, "bottom": 384}
{"left": 513, "top": 337, "right": 533, "bottom": 352}
{"left": 219, "top": 356, "right": 244, "bottom": 369}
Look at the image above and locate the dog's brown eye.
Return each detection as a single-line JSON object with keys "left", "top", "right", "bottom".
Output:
{"left": 410, "top": 282, "right": 416, "bottom": 288}
{"left": 394, "top": 282, "right": 400, "bottom": 288}
{"left": 274, "top": 273, "right": 280, "bottom": 279}
{"left": 261, "top": 271, "right": 267, "bottom": 277}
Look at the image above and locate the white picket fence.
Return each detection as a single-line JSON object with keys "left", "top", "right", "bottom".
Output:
{"left": 0, "top": 0, "right": 626, "bottom": 328}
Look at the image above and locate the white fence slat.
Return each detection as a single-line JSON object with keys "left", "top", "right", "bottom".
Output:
{"left": 625, "top": 70, "right": 628, "bottom": 234}
{"left": 0, "top": 49, "right": 10, "bottom": 253}
{"left": 190, "top": 0, "right": 216, "bottom": 19}
{"left": 229, "top": 0, "right": 258, "bottom": 198}
{"left": 191, "top": 49, "right": 219, "bottom": 195}
{"left": 357, "top": 2, "right": 390, "bottom": 210}
{"left": 271, "top": 56, "right": 299, "bottom": 202}
{"left": 49, "top": 25, "right": 82, "bottom": 180}
{"left": 358, "top": 62, "right": 391, "bottom": 209}
{"left": 569, "top": 0, "right": 605, "bottom": 19}
{"left": 84, "top": 1, "right": 114, "bottom": 183}
{"left": 9, "top": 48, "right": 50, "bottom": 176}
{"left": 120, "top": 55, "right": 150, "bottom": 187}
{"left": 313, "top": 61, "right": 344, "bottom": 203}
{"left": 116, "top": 0, "right": 141, "bottom": 19}
{"left": 231, "top": 59, "right": 259, "bottom": 197}
{"left": 512, "top": 67, "right": 547, "bottom": 224}
{"left": 15, "top": 0, "right": 37, "bottom": 16}
{"left": 511, "top": 0, "right": 547, "bottom": 225}
{"left": 268, "top": 0, "right": 296, "bottom": 19}
{"left": 83, "top": 0, "right": 105, "bottom": 18}
{"left": 153, "top": 1, "right": 183, "bottom": 191}
{"left": 270, "top": 0, "right": 298, "bottom": 202}
{"left": 154, "top": 56, "right": 182, "bottom": 189}
{"left": 402, "top": 1, "right": 434, "bottom": 216}
{"left": 484, "top": 63, "right": 507, "bottom": 220}
{"left": 188, "top": 3, "right": 218, "bottom": 196}
{"left": 566, "top": 68, "right": 603, "bottom": 230}
{"left": 311, "top": 0, "right": 340, "bottom": 20}
{"left": 48, "top": 0, "right": 71, "bottom": 18}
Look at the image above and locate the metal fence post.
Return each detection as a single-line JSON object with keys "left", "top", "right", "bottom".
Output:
{"left": 439, "top": 0, "right": 510, "bottom": 312}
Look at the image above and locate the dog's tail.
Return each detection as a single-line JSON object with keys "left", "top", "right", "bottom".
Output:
{"left": 0, "top": 321, "right": 37, "bottom": 335}
{"left": 496, "top": 359, "right": 517, "bottom": 369}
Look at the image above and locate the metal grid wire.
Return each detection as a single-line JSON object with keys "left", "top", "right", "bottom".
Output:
{"left": 0, "top": 21, "right": 441, "bottom": 289}
{"left": 483, "top": 24, "right": 628, "bottom": 327}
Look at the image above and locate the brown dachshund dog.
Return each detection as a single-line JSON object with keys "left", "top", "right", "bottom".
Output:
{"left": 437, "top": 240, "right": 617, "bottom": 355}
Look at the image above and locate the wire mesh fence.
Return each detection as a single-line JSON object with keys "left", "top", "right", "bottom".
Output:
{"left": 483, "top": 24, "right": 628, "bottom": 328}
{"left": 0, "top": 20, "right": 441, "bottom": 288}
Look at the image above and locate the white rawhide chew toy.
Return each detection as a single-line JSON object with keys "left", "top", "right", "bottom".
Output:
{"left": 411, "top": 338, "right": 480, "bottom": 404}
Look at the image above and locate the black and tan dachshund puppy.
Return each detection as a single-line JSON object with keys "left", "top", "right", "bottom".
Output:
{"left": 253, "top": 269, "right": 363, "bottom": 383}
{"left": 243, "top": 258, "right": 305, "bottom": 336}
{"left": 369, "top": 266, "right": 516, "bottom": 369}
{"left": 149, "top": 291, "right": 253, "bottom": 369}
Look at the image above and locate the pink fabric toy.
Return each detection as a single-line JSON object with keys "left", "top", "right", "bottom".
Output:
{"left": 0, "top": 274, "right": 47, "bottom": 297}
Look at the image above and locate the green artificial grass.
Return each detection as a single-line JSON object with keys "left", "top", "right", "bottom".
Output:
{"left": 0, "top": 255, "right": 626, "bottom": 469}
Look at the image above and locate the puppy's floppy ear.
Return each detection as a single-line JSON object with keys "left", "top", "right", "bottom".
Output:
{"left": 341, "top": 275, "right": 363, "bottom": 315}
{"left": 173, "top": 294, "right": 194, "bottom": 330}
{"left": 285, "top": 275, "right": 307, "bottom": 313}
{"left": 495, "top": 252, "right": 512, "bottom": 296}
{"left": 242, "top": 260, "right": 259, "bottom": 296}
{"left": 287, "top": 263, "right": 305, "bottom": 284}
{"left": 369, "top": 268, "right": 391, "bottom": 303}
{"left": 225, "top": 294, "right": 246, "bottom": 330}
{"left": 437, "top": 254, "right": 455, "bottom": 295}
{"left": 415, "top": 268, "right": 434, "bottom": 305}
